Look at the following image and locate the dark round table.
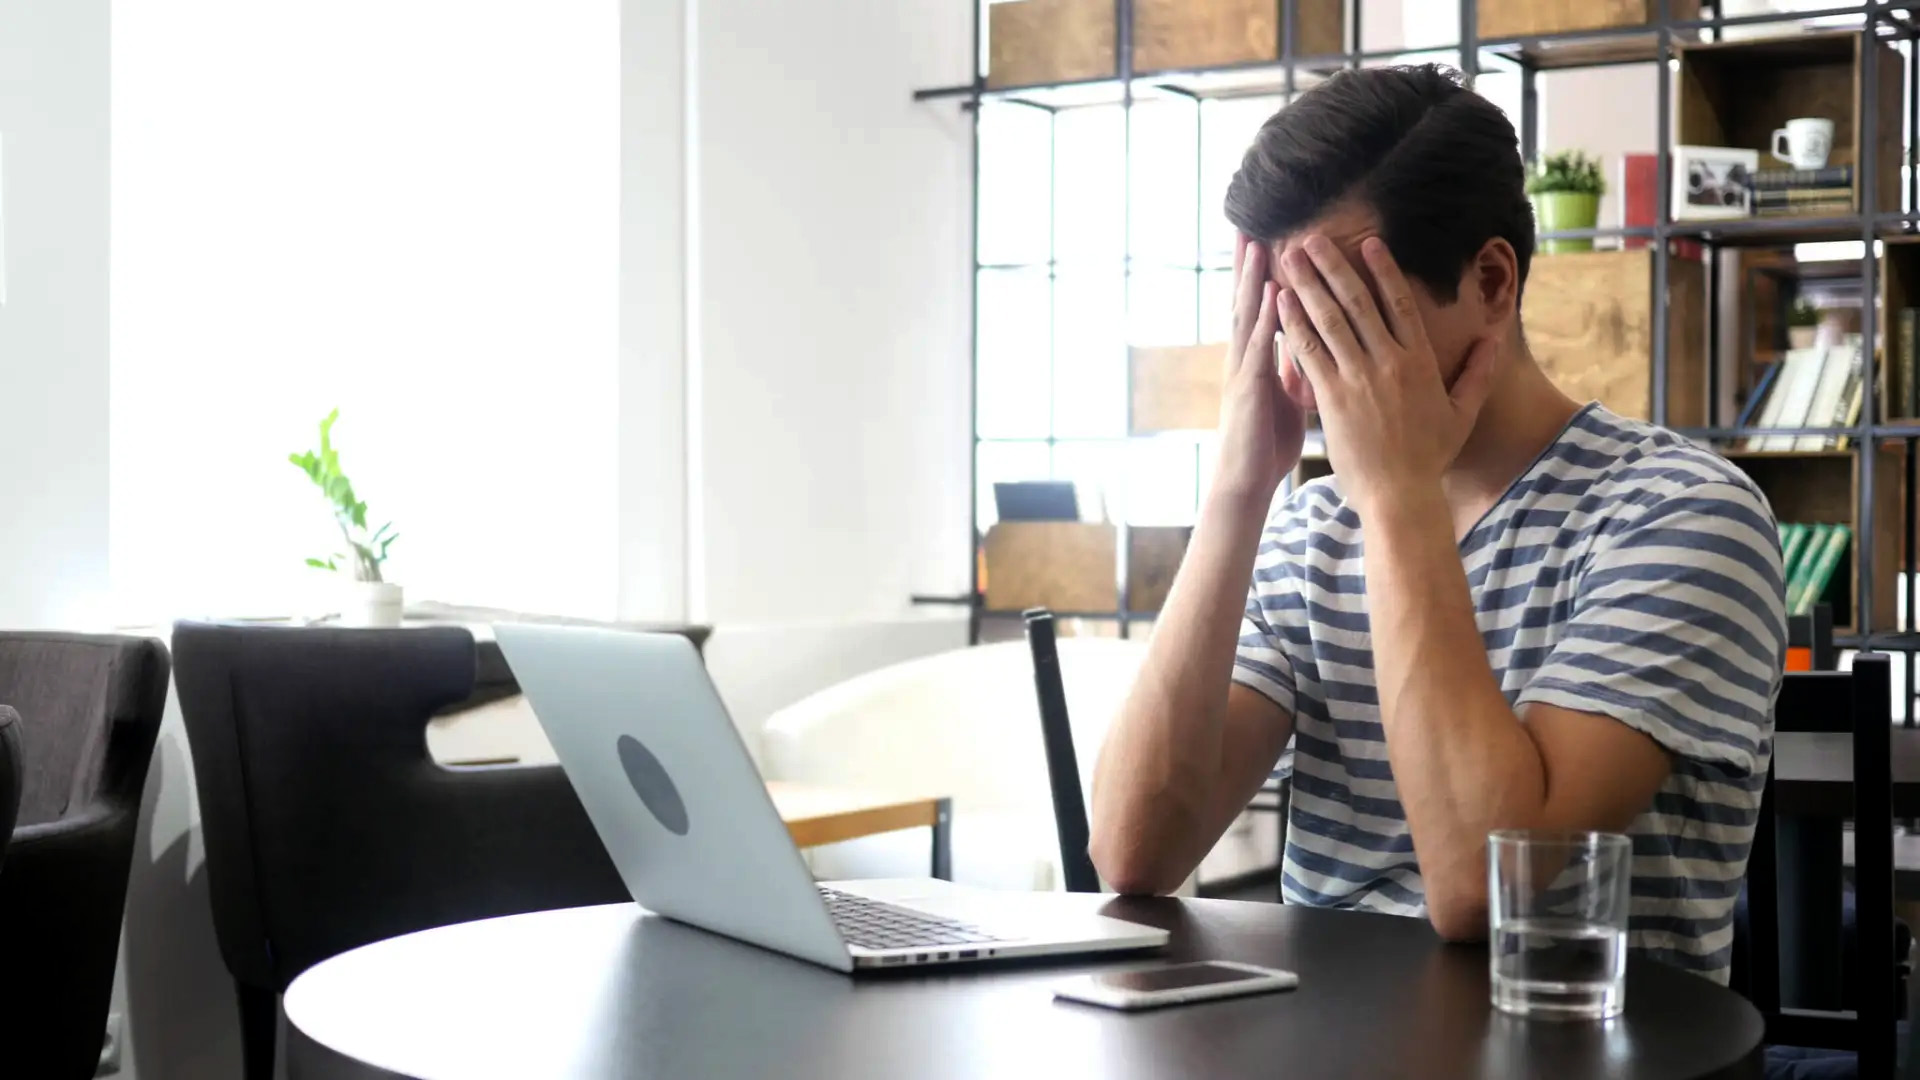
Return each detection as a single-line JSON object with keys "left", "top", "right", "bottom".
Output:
{"left": 284, "top": 895, "right": 1763, "bottom": 1080}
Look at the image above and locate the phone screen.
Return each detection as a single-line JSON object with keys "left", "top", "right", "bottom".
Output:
{"left": 1091, "top": 962, "right": 1268, "bottom": 994}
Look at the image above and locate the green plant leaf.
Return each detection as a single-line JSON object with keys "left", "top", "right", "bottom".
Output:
{"left": 305, "top": 557, "right": 336, "bottom": 571}
{"left": 1525, "top": 150, "right": 1605, "bottom": 197}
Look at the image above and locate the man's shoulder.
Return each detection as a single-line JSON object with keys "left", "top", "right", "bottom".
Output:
{"left": 1552, "top": 406, "right": 1772, "bottom": 520}
{"left": 1263, "top": 473, "right": 1355, "bottom": 534}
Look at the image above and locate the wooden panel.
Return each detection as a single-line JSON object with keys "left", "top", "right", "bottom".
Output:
{"left": 983, "top": 522, "right": 1117, "bottom": 612}
{"left": 987, "top": 0, "right": 1116, "bottom": 89}
{"left": 766, "top": 782, "right": 941, "bottom": 849}
{"left": 1720, "top": 447, "right": 1903, "bottom": 633}
{"left": 1479, "top": 0, "right": 1698, "bottom": 39}
{"left": 1131, "top": 344, "right": 1224, "bottom": 433}
{"left": 1874, "top": 38, "right": 1903, "bottom": 215}
{"left": 1132, "top": 0, "right": 1342, "bottom": 73}
{"left": 1127, "top": 526, "right": 1191, "bottom": 612}
{"left": 1521, "top": 249, "right": 1707, "bottom": 425}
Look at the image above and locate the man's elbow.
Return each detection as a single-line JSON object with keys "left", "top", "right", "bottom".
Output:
{"left": 1089, "top": 823, "right": 1185, "bottom": 896}
{"left": 1424, "top": 883, "right": 1489, "bottom": 943}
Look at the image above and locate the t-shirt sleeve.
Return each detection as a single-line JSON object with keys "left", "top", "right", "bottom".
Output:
{"left": 1514, "top": 480, "right": 1786, "bottom": 777}
{"left": 1232, "top": 579, "right": 1297, "bottom": 718}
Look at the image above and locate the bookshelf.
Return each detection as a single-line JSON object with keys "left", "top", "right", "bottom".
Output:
{"left": 914, "top": 2, "right": 1920, "bottom": 696}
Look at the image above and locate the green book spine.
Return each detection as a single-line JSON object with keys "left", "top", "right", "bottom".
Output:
{"left": 1794, "top": 524, "right": 1853, "bottom": 617}
{"left": 1785, "top": 523, "right": 1832, "bottom": 614}
{"left": 1779, "top": 523, "right": 1809, "bottom": 584}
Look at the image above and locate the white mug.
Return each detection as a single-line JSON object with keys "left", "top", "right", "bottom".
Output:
{"left": 1771, "top": 117, "right": 1835, "bottom": 170}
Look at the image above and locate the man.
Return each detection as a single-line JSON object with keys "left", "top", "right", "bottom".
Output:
{"left": 1089, "top": 64, "right": 1784, "bottom": 984}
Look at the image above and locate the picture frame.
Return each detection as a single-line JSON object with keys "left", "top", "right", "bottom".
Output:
{"left": 1672, "top": 144, "right": 1760, "bottom": 221}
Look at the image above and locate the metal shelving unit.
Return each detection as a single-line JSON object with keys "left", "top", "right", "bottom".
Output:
{"left": 914, "top": 1, "right": 1920, "bottom": 719}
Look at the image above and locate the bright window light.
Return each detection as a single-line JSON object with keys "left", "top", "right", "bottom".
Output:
{"left": 110, "top": 3, "right": 619, "bottom": 623}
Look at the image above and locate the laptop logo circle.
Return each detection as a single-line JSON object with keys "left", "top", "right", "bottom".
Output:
{"left": 617, "top": 734, "right": 690, "bottom": 836}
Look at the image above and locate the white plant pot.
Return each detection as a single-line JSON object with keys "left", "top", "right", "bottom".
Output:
{"left": 1788, "top": 326, "right": 1817, "bottom": 350}
{"left": 342, "top": 580, "right": 404, "bottom": 628}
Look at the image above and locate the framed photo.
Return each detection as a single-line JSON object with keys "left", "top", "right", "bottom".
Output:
{"left": 1673, "top": 145, "right": 1759, "bottom": 220}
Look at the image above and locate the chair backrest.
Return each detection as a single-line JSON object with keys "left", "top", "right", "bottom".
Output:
{"left": 0, "top": 632, "right": 168, "bottom": 826}
{"left": 1023, "top": 610, "right": 1101, "bottom": 894}
{"left": 1744, "top": 653, "right": 1895, "bottom": 1075}
{"left": 172, "top": 622, "right": 626, "bottom": 990}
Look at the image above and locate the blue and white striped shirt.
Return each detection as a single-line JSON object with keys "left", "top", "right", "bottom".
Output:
{"left": 1232, "top": 403, "right": 1786, "bottom": 983}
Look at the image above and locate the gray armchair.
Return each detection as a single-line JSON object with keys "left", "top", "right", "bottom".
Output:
{"left": 0, "top": 632, "right": 171, "bottom": 1080}
{"left": 0, "top": 706, "right": 19, "bottom": 867}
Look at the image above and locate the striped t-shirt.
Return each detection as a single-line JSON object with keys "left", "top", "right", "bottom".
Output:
{"left": 1232, "top": 403, "right": 1785, "bottom": 983}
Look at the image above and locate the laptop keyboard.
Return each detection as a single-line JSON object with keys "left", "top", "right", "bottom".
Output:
{"left": 819, "top": 887, "right": 1004, "bottom": 951}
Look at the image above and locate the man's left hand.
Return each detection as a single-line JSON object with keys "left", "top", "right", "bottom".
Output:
{"left": 1275, "top": 235, "right": 1498, "bottom": 514}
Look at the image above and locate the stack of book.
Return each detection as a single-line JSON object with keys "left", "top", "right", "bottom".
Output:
{"left": 1749, "top": 165, "right": 1854, "bottom": 218}
{"left": 1739, "top": 335, "right": 1864, "bottom": 450}
{"left": 1779, "top": 521, "right": 1853, "bottom": 616}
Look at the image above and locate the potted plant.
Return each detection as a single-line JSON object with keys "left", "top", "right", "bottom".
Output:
{"left": 1527, "top": 150, "right": 1606, "bottom": 254}
{"left": 1787, "top": 300, "right": 1820, "bottom": 350}
{"left": 290, "top": 409, "right": 404, "bottom": 627}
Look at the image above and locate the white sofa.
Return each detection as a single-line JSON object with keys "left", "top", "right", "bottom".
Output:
{"left": 759, "top": 637, "right": 1161, "bottom": 892}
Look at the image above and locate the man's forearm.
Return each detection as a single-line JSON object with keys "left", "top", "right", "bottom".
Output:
{"left": 1089, "top": 490, "right": 1272, "bottom": 891}
{"left": 1361, "top": 485, "right": 1547, "bottom": 939}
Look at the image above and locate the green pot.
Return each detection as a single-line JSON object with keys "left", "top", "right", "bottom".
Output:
{"left": 1533, "top": 191, "right": 1601, "bottom": 254}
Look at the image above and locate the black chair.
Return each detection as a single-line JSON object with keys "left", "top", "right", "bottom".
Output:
{"left": 172, "top": 622, "right": 631, "bottom": 1080}
{"left": 1023, "top": 609, "right": 1102, "bottom": 893}
{"left": 1744, "top": 653, "right": 1897, "bottom": 1078}
{"left": 1022, "top": 608, "right": 1292, "bottom": 899}
{"left": 0, "top": 706, "right": 19, "bottom": 869}
{"left": 0, "top": 632, "right": 170, "bottom": 1080}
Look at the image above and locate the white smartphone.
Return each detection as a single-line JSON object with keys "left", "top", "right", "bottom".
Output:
{"left": 1052, "top": 961, "right": 1300, "bottom": 1011}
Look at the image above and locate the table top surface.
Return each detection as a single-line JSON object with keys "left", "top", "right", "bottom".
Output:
{"left": 285, "top": 890, "right": 1762, "bottom": 1080}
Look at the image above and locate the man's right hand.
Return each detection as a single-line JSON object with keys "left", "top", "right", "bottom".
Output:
{"left": 1213, "top": 233, "right": 1313, "bottom": 507}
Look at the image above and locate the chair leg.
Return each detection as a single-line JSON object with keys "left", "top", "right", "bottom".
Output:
{"left": 238, "top": 982, "right": 278, "bottom": 1080}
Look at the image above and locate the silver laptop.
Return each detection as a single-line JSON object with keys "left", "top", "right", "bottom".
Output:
{"left": 493, "top": 623, "right": 1168, "bottom": 973}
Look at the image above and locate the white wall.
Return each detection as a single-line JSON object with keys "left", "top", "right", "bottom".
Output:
{"left": 687, "top": 0, "right": 974, "bottom": 623}
{"left": 0, "top": 0, "right": 111, "bottom": 629}
{"left": 618, "top": 0, "right": 690, "bottom": 622}
{"left": 1538, "top": 66, "right": 1660, "bottom": 229}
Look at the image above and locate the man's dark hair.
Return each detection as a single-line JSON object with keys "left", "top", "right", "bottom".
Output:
{"left": 1224, "top": 64, "right": 1533, "bottom": 302}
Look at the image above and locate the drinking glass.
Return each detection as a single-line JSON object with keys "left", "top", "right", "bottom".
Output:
{"left": 1487, "top": 829, "right": 1632, "bottom": 1020}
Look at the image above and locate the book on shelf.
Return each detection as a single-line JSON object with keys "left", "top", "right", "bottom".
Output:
{"left": 1751, "top": 187, "right": 1854, "bottom": 209}
{"left": 1750, "top": 165, "right": 1852, "bottom": 190}
{"left": 1834, "top": 367, "right": 1865, "bottom": 450}
{"left": 1789, "top": 523, "right": 1852, "bottom": 617}
{"left": 1784, "top": 522, "right": 1834, "bottom": 614}
{"left": 1779, "top": 522, "right": 1810, "bottom": 582}
{"left": 1735, "top": 361, "right": 1782, "bottom": 430}
{"left": 1756, "top": 347, "right": 1827, "bottom": 451}
{"left": 1743, "top": 350, "right": 1798, "bottom": 450}
{"left": 1793, "top": 344, "right": 1858, "bottom": 450}
{"left": 1743, "top": 340, "right": 1863, "bottom": 450}
{"left": 1755, "top": 201, "right": 1854, "bottom": 218}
